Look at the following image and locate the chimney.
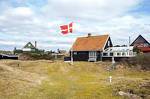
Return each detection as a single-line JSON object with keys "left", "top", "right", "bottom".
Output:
{"left": 88, "top": 33, "right": 91, "bottom": 37}
{"left": 35, "top": 41, "right": 37, "bottom": 48}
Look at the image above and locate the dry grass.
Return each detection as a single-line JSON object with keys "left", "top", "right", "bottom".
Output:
{"left": 0, "top": 60, "right": 149, "bottom": 99}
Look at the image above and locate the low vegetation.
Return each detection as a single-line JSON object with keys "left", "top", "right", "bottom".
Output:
{"left": 18, "top": 53, "right": 59, "bottom": 60}
{"left": 122, "top": 53, "right": 150, "bottom": 70}
{"left": 0, "top": 60, "right": 149, "bottom": 99}
{"left": 0, "top": 50, "right": 13, "bottom": 55}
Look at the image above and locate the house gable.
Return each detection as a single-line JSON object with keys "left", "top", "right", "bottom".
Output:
{"left": 23, "top": 42, "right": 36, "bottom": 49}
{"left": 104, "top": 37, "right": 113, "bottom": 50}
{"left": 130, "top": 35, "right": 150, "bottom": 47}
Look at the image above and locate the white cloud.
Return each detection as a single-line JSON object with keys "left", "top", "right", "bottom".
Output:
{"left": 0, "top": 0, "right": 150, "bottom": 51}
{"left": 42, "top": 0, "right": 141, "bottom": 20}
{"left": 10, "top": 7, "right": 33, "bottom": 17}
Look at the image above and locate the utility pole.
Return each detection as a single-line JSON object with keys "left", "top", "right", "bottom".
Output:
{"left": 129, "top": 36, "right": 131, "bottom": 47}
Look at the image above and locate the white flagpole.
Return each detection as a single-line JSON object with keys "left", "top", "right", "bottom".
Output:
{"left": 70, "top": 22, "right": 73, "bottom": 65}
{"left": 71, "top": 49, "right": 73, "bottom": 65}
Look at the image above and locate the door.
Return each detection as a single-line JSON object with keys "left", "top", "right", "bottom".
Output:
{"left": 88, "top": 51, "right": 97, "bottom": 62}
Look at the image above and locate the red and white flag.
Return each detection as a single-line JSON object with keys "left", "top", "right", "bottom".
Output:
{"left": 60, "top": 22, "right": 73, "bottom": 34}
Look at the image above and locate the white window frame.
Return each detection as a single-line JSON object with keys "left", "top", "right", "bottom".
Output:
{"left": 108, "top": 41, "right": 110, "bottom": 46}
{"left": 89, "top": 51, "right": 97, "bottom": 58}
{"left": 89, "top": 51, "right": 97, "bottom": 62}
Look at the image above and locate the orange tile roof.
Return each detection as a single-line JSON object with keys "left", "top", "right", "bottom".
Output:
{"left": 72, "top": 35, "right": 109, "bottom": 51}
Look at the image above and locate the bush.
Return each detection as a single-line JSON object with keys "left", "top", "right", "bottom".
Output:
{"left": 18, "top": 53, "right": 56, "bottom": 60}
{"left": 123, "top": 53, "right": 150, "bottom": 70}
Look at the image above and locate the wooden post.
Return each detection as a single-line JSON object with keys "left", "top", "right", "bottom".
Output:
{"left": 112, "top": 57, "right": 115, "bottom": 64}
{"left": 108, "top": 57, "right": 115, "bottom": 83}
{"left": 55, "top": 53, "right": 57, "bottom": 60}
{"left": 100, "top": 52, "right": 102, "bottom": 61}
{"left": 109, "top": 76, "right": 112, "bottom": 83}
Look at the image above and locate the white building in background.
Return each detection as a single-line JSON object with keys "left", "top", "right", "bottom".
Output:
{"left": 22, "top": 42, "right": 37, "bottom": 52}
{"left": 102, "top": 46, "right": 136, "bottom": 58}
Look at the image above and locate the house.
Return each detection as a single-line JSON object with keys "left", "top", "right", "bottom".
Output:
{"left": 130, "top": 35, "right": 150, "bottom": 47}
{"left": 0, "top": 54, "right": 18, "bottom": 60}
{"left": 130, "top": 35, "right": 150, "bottom": 53}
{"left": 57, "top": 49, "right": 67, "bottom": 56}
{"left": 51, "top": 49, "right": 67, "bottom": 59}
{"left": 69, "top": 33, "right": 137, "bottom": 62}
{"left": 22, "top": 41, "right": 37, "bottom": 52}
{"left": 71, "top": 33, "right": 113, "bottom": 61}
{"left": 14, "top": 41, "right": 44, "bottom": 54}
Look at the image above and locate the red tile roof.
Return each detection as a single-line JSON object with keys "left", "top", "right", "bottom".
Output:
{"left": 71, "top": 35, "right": 109, "bottom": 51}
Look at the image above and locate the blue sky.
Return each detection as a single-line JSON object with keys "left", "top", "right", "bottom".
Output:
{"left": 0, "top": 0, "right": 150, "bottom": 51}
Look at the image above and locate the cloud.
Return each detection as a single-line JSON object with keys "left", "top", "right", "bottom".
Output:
{"left": 0, "top": 0, "right": 149, "bottom": 51}
{"left": 10, "top": 7, "right": 33, "bottom": 17}
{"left": 42, "top": 0, "right": 141, "bottom": 20}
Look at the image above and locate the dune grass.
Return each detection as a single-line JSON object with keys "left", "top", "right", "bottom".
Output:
{"left": 0, "top": 60, "right": 149, "bottom": 99}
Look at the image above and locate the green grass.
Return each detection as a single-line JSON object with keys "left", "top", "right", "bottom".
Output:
{"left": 0, "top": 60, "right": 150, "bottom": 99}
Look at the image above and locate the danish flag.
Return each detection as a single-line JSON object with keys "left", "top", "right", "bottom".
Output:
{"left": 60, "top": 22, "right": 73, "bottom": 34}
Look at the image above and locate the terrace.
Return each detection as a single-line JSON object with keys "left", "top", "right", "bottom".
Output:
{"left": 102, "top": 46, "right": 136, "bottom": 58}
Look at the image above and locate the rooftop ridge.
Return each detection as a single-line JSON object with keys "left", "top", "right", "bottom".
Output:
{"left": 77, "top": 34, "right": 109, "bottom": 38}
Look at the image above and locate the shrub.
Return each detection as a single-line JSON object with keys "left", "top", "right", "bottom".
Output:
{"left": 133, "top": 47, "right": 141, "bottom": 54}
{"left": 123, "top": 53, "right": 150, "bottom": 70}
{"left": 18, "top": 53, "right": 56, "bottom": 60}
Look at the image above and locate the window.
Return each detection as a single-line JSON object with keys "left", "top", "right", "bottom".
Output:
{"left": 74, "top": 52, "right": 77, "bottom": 55}
{"left": 122, "top": 52, "right": 126, "bottom": 56}
{"left": 117, "top": 53, "right": 120, "bottom": 56}
{"left": 110, "top": 53, "right": 113, "bottom": 56}
{"left": 144, "top": 44, "right": 149, "bottom": 47}
{"left": 103, "top": 53, "right": 108, "bottom": 56}
{"left": 89, "top": 51, "right": 97, "bottom": 58}
{"left": 129, "top": 51, "right": 133, "bottom": 55}
{"left": 108, "top": 41, "right": 110, "bottom": 46}
{"left": 89, "top": 52, "right": 96, "bottom": 57}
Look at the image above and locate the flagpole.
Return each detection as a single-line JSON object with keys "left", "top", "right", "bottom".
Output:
{"left": 70, "top": 22, "right": 73, "bottom": 65}
{"left": 71, "top": 49, "right": 73, "bottom": 65}
{"left": 60, "top": 22, "right": 73, "bottom": 65}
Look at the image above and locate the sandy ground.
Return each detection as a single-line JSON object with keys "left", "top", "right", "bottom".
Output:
{"left": 0, "top": 60, "right": 48, "bottom": 98}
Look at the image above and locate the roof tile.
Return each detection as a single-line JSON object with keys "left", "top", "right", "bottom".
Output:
{"left": 72, "top": 35, "right": 109, "bottom": 51}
